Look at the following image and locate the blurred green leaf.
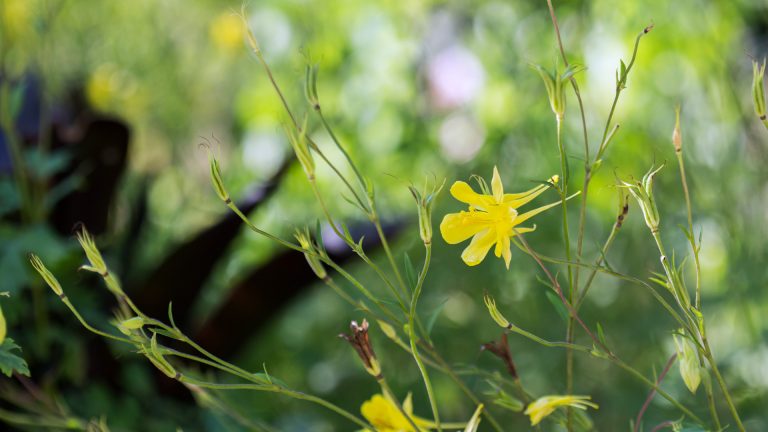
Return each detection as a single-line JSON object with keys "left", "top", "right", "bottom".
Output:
{"left": 0, "top": 338, "right": 29, "bottom": 377}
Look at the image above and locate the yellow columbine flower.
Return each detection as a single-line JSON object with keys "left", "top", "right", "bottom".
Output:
{"left": 524, "top": 395, "right": 598, "bottom": 426}
{"left": 361, "top": 393, "right": 433, "bottom": 432}
{"left": 440, "top": 166, "right": 560, "bottom": 268}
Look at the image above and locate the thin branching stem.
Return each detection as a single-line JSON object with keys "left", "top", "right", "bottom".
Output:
{"left": 180, "top": 376, "right": 372, "bottom": 430}
{"left": 702, "top": 339, "right": 745, "bottom": 431}
{"left": 408, "top": 245, "right": 441, "bottom": 431}
{"left": 634, "top": 353, "right": 677, "bottom": 432}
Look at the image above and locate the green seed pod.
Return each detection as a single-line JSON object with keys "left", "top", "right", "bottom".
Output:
{"left": 76, "top": 228, "right": 108, "bottom": 276}
{"left": 29, "top": 254, "right": 65, "bottom": 297}
{"left": 206, "top": 149, "right": 230, "bottom": 204}
{"left": 483, "top": 294, "right": 510, "bottom": 329}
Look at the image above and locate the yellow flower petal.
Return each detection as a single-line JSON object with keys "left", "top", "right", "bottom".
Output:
{"left": 524, "top": 395, "right": 598, "bottom": 426}
{"left": 513, "top": 199, "right": 563, "bottom": 226}
{"left": 461, "top": 228, "right": 497, "bottom": 266}
{"left": 440, "top": 212, "right": 489, "bottom": 244}
{"left": 491, "top": 166, "right": 504, "bottom": 203}
{"left": 449, "top": 181, "right": 493, "bottom": 209}
{"left": 360, "top": 393, "right": 434, "bottom": 432}
{"left": 504, "top": 185, "right": 548, "bottom": 208}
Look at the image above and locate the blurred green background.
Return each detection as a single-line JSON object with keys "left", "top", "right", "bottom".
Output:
{"left": 1, "top": 0, "right": 768, "bottom": 430}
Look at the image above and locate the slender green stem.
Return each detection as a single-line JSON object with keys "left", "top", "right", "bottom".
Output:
{"left": 408, "top": 245, "right": 441, "bottom": 431}
{"left": 703, "top": 339, "right": 745, "bottom": 431}
{"left": 423, "top": 347, "right": 504, "bottom": 432}
{"left": 575, "top": 221, "right": 620, "bottom": 308}
{"left": 513, "top": 231, "right": 612, "bottom": 357}
{"left": 316, "top": 108, "right": 369, "bottom": 210}
{"left": 315, "top": 81, "right": 409, "bottom": 300}
{"left": 308, "top": 180, "right": 407, "bottom": 310}
{"left": 227, "top": 199, "right": 404, "bottom": 323}
{"left": 244, "top": 30, "right": 368, "bottom": 212}
{"left": 504, "top": 317, "right": 704, "bottom": 425}
{"left": 0, "top": 408, "right": 85, "bottom": 430}
{"left": 556, "top": 116, "right": 577, "bottom": 427}
{"left": 59, "top": 297, "right": 132, "bottom": 343}
{"left": 181, "top": 376, "right": 372, "bottom": 430}
{"left": 511, "top": 239, "right": 692, "bottom": 333}
{"left": 612, "top": 358, "right": 704, "bottom": 425}
{"left": 703, "top": 370, "right": 722, "bottom": 430}
{"left": 371, "top": 210, "right": 409, "bottom": 297}
{"left": 676, "top": 151, "right": 701, "bottom": 310}
{"left": 506, "top": 324, "right": 590, "bottom": 352}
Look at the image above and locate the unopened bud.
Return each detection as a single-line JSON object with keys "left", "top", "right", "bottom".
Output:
{"left": 672, "top": 106, "right": 682, "bottom": 153}
{"left": 753, "top": 59, "right": 767, "bottom": 121}
{"left": 29, "top": 254, "right": 65, "bottom": 297}
{"left": 483, "top": 294, "right": 510, "bottom": 329}
{"left": 674, "top": 332, "right": 701, "bottom": 394}
{"left": 119, "top": 316, "right": 146, "bottom": 334}
{"left": 285, "top": 117, "right": 315, "bottom": 180}
{"left": 531, "top": 63, "right": 586, "bottom": 120}
{"left": 409, "top": 180, "right": 444, "bottom": 245}
{"left": 294, "top": 228, "right": 327, "bottom": 279}
{"left": 205, "top": 148, "right": 230, "bottom": 204}
{"left": 377, "top": 320, "right": 397, "bottom": 340}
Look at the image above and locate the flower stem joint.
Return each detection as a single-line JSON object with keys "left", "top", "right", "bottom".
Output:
{"left": 340, "top": 319, "right": 382, "bottom": 379}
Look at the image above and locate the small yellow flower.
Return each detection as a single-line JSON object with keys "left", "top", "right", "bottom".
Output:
{"left": 440, "top": 166, "right": 560, "bottom": 268}
{"left": 524, "top": 395, "right": 598, "bottom": 426}
{"left": 360, "top": 393, "right": 433, "bottom": 432}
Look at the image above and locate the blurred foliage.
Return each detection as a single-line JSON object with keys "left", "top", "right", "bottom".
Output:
{"left": 2, "top": 0, "right": 768, "bottom": 430}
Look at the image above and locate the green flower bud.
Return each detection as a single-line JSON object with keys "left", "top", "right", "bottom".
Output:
{"left": 284, "top": 117, "right": 315, "bottom": 180}
{"left": 119, "top": 316, "right": 146, "bottom": 332}
{"left": 294, "top": 228, "right": 327, "bottom": 279}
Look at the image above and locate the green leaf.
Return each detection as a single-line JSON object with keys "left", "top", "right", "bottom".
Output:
{"left": 403, "top": 253, "right": 416, "bottom": 290}
{"left": 597, "top": 322, "right": 608, "bottom": 346}
{"left": 0, "top": 338, "right": 30, "bottom": 377}
{"left": 426, "top": 300, "right": 447, "bottom": 336}
{"left": 490, "top": 390, "right": 524, "bottom": 412}
{"left": 545, "top": 291, "right": 569, "bottom": 324}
